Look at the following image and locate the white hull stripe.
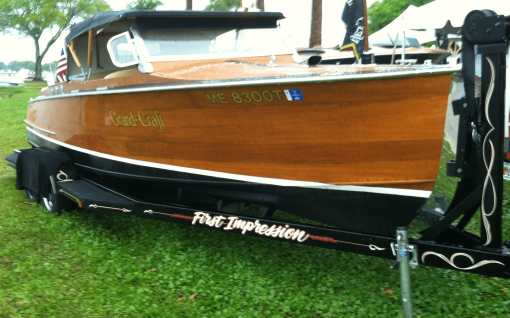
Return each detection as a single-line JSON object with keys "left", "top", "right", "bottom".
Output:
{"left": 31, "top": 65, "right": 460, "bottom": 103}
{"left": 27, "top": 127, "right": 432, "bottom": 198}
{"left": 24, "top": 119, "right": 56, "bottom": 135}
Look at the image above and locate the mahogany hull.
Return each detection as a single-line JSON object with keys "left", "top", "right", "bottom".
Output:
{"left": 26, "top": 69, "right": 453, "bottom": 235}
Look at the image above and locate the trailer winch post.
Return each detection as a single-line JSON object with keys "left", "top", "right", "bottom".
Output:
{"left": 391, "top": 226, "right": 417, "bottom": 318}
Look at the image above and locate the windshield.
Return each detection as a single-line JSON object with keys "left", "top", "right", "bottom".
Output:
{"left": 137, "top": 28, "right": 293, "bottom": 61}
{"left": 371, "top": 36, "right": 422, "bottom": 48}
{"left": 397, "top": 37, "right": 421, "bottom": 48}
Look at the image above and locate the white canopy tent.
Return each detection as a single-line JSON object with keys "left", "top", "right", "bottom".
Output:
{"left": 369, "top": 0, "right": 510, "bottom": 45}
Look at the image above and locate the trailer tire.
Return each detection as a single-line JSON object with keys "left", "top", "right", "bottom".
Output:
{"left": 42, "top": 193, "right": 75, "bottom": 213}
{"left": 25, "top": 188, "right": 40, "bottom": 203}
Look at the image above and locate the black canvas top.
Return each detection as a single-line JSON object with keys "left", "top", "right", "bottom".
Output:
{"left": 65, "top": 10, "right": 285, "bottom": 43}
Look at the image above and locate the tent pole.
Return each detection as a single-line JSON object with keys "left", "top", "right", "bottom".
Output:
{"left": 362, "top": 0, "right": 369, "bottom": 51}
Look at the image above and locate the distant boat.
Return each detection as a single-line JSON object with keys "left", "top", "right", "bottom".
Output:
{"left": 0, "top": 69, "right": 30, "bottom": 88}
{"left": 300, "top": 41, "right": 451, "bottom": 65}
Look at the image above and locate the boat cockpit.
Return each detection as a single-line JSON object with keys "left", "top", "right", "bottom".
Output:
{"left": 64, "top": 11, "right": 297, "bottom": 82}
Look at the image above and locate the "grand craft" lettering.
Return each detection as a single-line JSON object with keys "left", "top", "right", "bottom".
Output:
{"left": 109, "top": 110, "right": 165, "bottom": 132}
{"left": 192, "top": 212, "right": 309, "bottom": 242}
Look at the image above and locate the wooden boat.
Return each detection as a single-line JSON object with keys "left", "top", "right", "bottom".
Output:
{"left": 22, "top": 10, "right": 459, "bottom": 236}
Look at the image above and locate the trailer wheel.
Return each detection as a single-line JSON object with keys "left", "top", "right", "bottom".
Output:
{"left": 25, "top": 188, "right": 40, "bottom": 203}
{"left": 42, "top": 193, "right": 75, "bottom": 213}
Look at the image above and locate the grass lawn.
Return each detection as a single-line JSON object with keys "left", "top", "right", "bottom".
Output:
{"left": 1, "top": 82, "right": 510, "bottom": 317}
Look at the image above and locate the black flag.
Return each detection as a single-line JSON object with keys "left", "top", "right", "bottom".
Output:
{"left": 340, "top": 0, "right": 365, "bottom": 62}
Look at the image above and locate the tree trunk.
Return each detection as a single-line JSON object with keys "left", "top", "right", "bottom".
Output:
{"left": 33, "top": 36, "right": 43, "bottom": 81}
{"left": 186, "top": 0, "right": 192, "bottom": 10}
{"left": 256, "top": 0, "right": 264, "bottom": 11}
{"left": 309, "top": 0, "right": 322, "bottom": 48}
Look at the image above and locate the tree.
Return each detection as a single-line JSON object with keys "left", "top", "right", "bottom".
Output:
{"left": 309, "top": 0, "right": 322, "bottom": 48}
{"left": 8, "top": 61, "right": 17, "bottom": 71}
{"left": 125, "top": 0, "right": 163, "bottom": 10}
{"left": 205, "top": 0, "right": 264, "bottom": 12}
{"left": 367, "top": 0, "right": 435, "bottom": 34}
{"left": 205, "top": 0, "right": 241, "bottom": 11}
{"left": 186, "top": 0, "right": 192, "bottom": 10}
{"left": 0, "top": 0, "right": 111, "bottom": 81}
{"left": 43, "top": 62, "right": 58, "bottom": 72}
{"left": 256, "top": 0, "right": 264, "bottom": 11}
{"left": 17, "top": 61, "right": 36, "bottom": 71}
{"left": 0, "top": 62, "right": 6, "bottom": 70}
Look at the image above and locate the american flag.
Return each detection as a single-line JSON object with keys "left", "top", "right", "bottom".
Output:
{"left": 55, "top": 6, "right": 75, "bottom": 83}
{"left": 56, "top": 48, "right": 67, "bottom": 83}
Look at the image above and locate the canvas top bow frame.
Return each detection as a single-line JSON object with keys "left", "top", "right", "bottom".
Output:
{"left": 4, "top": 9, "right": 510, "bottom": 280}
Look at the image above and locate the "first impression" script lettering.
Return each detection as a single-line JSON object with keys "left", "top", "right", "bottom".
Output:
{"left": 192, "top": 212, "right": 310, "bottom": 242}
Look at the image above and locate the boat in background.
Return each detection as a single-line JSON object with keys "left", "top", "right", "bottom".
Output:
{"left": 300, "top": 41, "right": 451, "bottom": 65}
{"left": 0, "top": 69, "right": 30, "bottom": 88}
{"left": 13, "top": 9, "right": 459, "bottom": 237}
{"left": 304, "top": 0, "right": 451, "bottom": 66}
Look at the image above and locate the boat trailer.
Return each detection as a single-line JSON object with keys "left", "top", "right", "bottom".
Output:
{"left": 4, "top": 10, "right": 510, "bottom": 317}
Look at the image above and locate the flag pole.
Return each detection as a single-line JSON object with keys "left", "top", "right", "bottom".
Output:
{"left": 362, "top": 0, "right": 369, "bottom": 52}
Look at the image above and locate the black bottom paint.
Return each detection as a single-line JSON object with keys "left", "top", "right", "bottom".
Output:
{"left": 28, "top": 131, "right": 425, "bottom": 237}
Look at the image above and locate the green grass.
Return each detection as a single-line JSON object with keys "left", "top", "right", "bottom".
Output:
{"left": 1, "top": 82, "right": 510, "bottom": 317}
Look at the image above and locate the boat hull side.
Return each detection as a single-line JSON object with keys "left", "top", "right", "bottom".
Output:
{"left": 26, "top": 73, "right": 452, "bottom": 189}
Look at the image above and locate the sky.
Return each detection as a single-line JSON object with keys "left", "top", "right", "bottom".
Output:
{"left": 0, "top": 0, "right": 379, "bottom": 66}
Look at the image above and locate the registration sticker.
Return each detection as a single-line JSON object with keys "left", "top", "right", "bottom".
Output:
{"left": 284, "top": 89, "right": 303, "bottom": 101}
{"left": 399, "top": 248, "right": 408, "bottom": 257}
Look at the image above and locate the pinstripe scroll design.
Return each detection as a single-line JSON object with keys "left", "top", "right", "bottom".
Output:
{"left": 481, "top": 56, "right": 496, "bottom": 246}
{"left": 422, "top": 251, "right": 503, "bottom": 270}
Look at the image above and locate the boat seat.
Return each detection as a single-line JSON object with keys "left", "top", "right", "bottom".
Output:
{"left": 104, "top": 68, "right": 137, "bottom": 79}
{"left": 88, "top": 71, "right": 111, "bottom": 80}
